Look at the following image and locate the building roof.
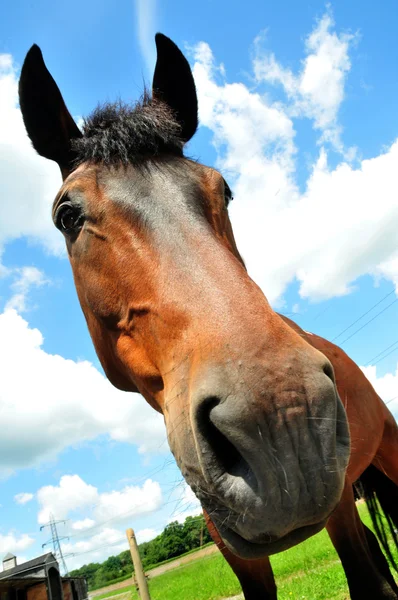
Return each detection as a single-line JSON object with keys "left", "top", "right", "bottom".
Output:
{"left": 3, "top": 554, "right": 16, "bottom": 561}
{"left": 0, "top": 553, "right": 57, "bottom": 580}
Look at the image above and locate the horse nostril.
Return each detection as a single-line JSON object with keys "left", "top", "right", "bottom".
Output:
{"left": 196, "top": 396, "right": 256, "bottom": 487}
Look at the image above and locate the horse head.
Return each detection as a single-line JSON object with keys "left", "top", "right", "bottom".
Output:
{"left": 19, "top": 34, "right": 350, "bottom": 558}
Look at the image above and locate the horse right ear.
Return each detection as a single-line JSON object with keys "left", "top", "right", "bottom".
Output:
{"left": 152, "top": 34, "right": 198, "bottom": 144}
{"left": 19, "top": 45, "right": 82, "bottom": 179}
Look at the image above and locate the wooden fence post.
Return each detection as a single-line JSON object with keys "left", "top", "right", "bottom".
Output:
{"left": 126, "top": 528, "right": 151, "bottom": 600}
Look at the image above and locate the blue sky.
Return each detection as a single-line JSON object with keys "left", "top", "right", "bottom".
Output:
{"left": 1, "top": 0, "right": 398, "bottom": 572}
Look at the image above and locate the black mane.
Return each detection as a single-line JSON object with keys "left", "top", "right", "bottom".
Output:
{"left": 72, "top": 93, "right": 185, "bottom": 166}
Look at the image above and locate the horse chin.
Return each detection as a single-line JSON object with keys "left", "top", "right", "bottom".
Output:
{"left": 218, "top": 520, "right": 328, "bottom": 559}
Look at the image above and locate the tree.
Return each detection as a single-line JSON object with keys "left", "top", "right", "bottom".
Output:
{"left": 161, "top": 521, "right": 187, "bottom": 558}
{"left": 183, "top": 515, "right": 210, "bottom": 549}
{"left": 71, "top": 513, "right": 214, "bottom": 590}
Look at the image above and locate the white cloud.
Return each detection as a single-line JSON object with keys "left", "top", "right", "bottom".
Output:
{"left": 135, "top": 0, "right": 157, "bottom": 74}
{"left": 193, "top": 40, "right": 296, "bottom": 174}
{"left": 192, "top": 13, "right": 398, "bottom": 304}
{"left": 37, "top": 474, "right": 162, "bottom": 527}
{"left": 254, "top": 10, "right": 356, "bottom": 154}
{"left": 35, "top": 474, "right": 164, "bottom": 569}
{"left": 63, "top": 522, "right": 171, "bottom": 571}
{"left": 136, "top": 528, "right": 157, "bottom": 544}
{"left": 62, "top": 527, "right": 126, "bottom": 571}
{"left": 0, "top": 310, "right": 167, "bottom": 475}
{"left": 71, "top": 518, "right": 96, "bottom": 531}
{"left": 0, "top": 54, "right": 63, "bottom": 266}
{"left": 0, "top": 55, "right": 13, "bottom": 70}
{"left": 0, "top": 532, "right": 35, "bottom": 556}
{"left": 360, "top": 365, "right": 398, "bottom": 421}
{"left": 37, "top": 475, "right": 98, "bottom": 525}
{"left": 14, "top": 492, "right": 34, "bottom": 505}
{"left": 94, "top": 479, "right": 162, "bottom": 524}
{"left": 5, "top": 267, "right": 50, "bottom": 312}
{"left": 34, "top": 475, "right": 202, "bottom": 570}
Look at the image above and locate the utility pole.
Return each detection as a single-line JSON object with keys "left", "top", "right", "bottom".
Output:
{"left": 126, "top": 529, "right": 151, "bottom": 600}
{"left": 199, "top": 521, "right": 204, "bottom": 548}
{"left": 40, "top": 514, "right": 69, "bottom": 576}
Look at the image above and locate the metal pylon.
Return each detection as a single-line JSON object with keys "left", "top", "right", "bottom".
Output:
{"left": 40, "top": 514, "right": 69, "bottom": 576}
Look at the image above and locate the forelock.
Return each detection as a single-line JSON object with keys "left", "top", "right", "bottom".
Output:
{"left": 72, "top": 93, "right": 184, "bottom": 167}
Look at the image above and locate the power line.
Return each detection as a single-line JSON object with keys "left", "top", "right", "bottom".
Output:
{"left": 338, "top": 297, "right": 398, "bottom": 346}
{"left": 41, "top": 515, "right": 70, "bottom": 576}
{"left": 24, "top": 469, "right": 188, "bottom": 546}
{"left": 369, "top": 343, "right": 398, "bottom": 367}
{"left": 67, "top": 457, "right": 176, "bottom": 523}
{"left": 66, "top": 489, "right": 196, "bottom": 543}
{"left": 365, "top": 338, "right": 398, "bottom": 366}
{"left": 386, "top": 395, "right": 398, "bottom": 406}
{"left": 68, "top": 495, "right": 172, "bottom": 542}
{"left": 61, "top": 514, "right": 206, "bottom": 562}
{"left": 332, "top": 289, "right": 395, "bottom": 342}
{"left": 63, "top": 537, "right": 127, "bottom": 559}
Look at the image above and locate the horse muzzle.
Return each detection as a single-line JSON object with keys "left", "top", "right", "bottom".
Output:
{"left": 180, "top": 357, "right": 350, "bottom": 558}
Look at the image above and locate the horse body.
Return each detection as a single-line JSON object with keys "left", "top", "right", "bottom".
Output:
{"left": 18, "top": 33, "right": 398, "bottom": 599}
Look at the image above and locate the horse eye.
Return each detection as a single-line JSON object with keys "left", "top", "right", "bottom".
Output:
{"left": 55, "top": 203, "right": 84, "bottom": 234}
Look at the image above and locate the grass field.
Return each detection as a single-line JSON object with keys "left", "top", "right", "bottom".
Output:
{"left": 95, "top": 503, "right": 398, "bottom": 600}
{"left": 90, "top": 543, "right": 215, "bottom": 592}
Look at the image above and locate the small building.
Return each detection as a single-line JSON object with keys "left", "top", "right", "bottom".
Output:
{"left": 0, "top": 553, "right": 87, "bottom": 600}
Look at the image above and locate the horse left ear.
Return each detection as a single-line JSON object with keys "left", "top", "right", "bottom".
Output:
{"left": 152, "top": 33, "right": 198, "bottom": 143}
{"left": 19, "top": 44, "right": 82, "bottom": 179}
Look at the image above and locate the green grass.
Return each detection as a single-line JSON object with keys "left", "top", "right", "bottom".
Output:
{"left": 95, "top": 588, "right": 137, "bottom": 600}
{"left": 93, "top": 503, "right": 398, "bottom": 600}
{"left": 91, "top": 543, "right": 215, "bottom": 594}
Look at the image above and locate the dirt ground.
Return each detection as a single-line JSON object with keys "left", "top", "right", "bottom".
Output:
{"left": 96, "top": 591, "right": 243, "bottom": 600}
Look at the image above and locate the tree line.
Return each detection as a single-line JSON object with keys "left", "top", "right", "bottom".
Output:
{"left": 69, "top": 514, "right": 212, "bottom": 590}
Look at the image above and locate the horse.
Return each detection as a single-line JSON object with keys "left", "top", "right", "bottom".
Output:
{"left": 18, "top": 33, "right": 398, "bottom": 599}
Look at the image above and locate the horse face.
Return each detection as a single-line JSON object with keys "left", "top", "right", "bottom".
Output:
{"left": 19, "top": 34, "right": 350, "bottom": 559}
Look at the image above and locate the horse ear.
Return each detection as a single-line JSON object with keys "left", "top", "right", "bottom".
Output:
{"left": 19, "top": 45, "right": 82, "bottom": 179}
{"left": 152, "top": 33, "right": 198, "bottom": 143}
